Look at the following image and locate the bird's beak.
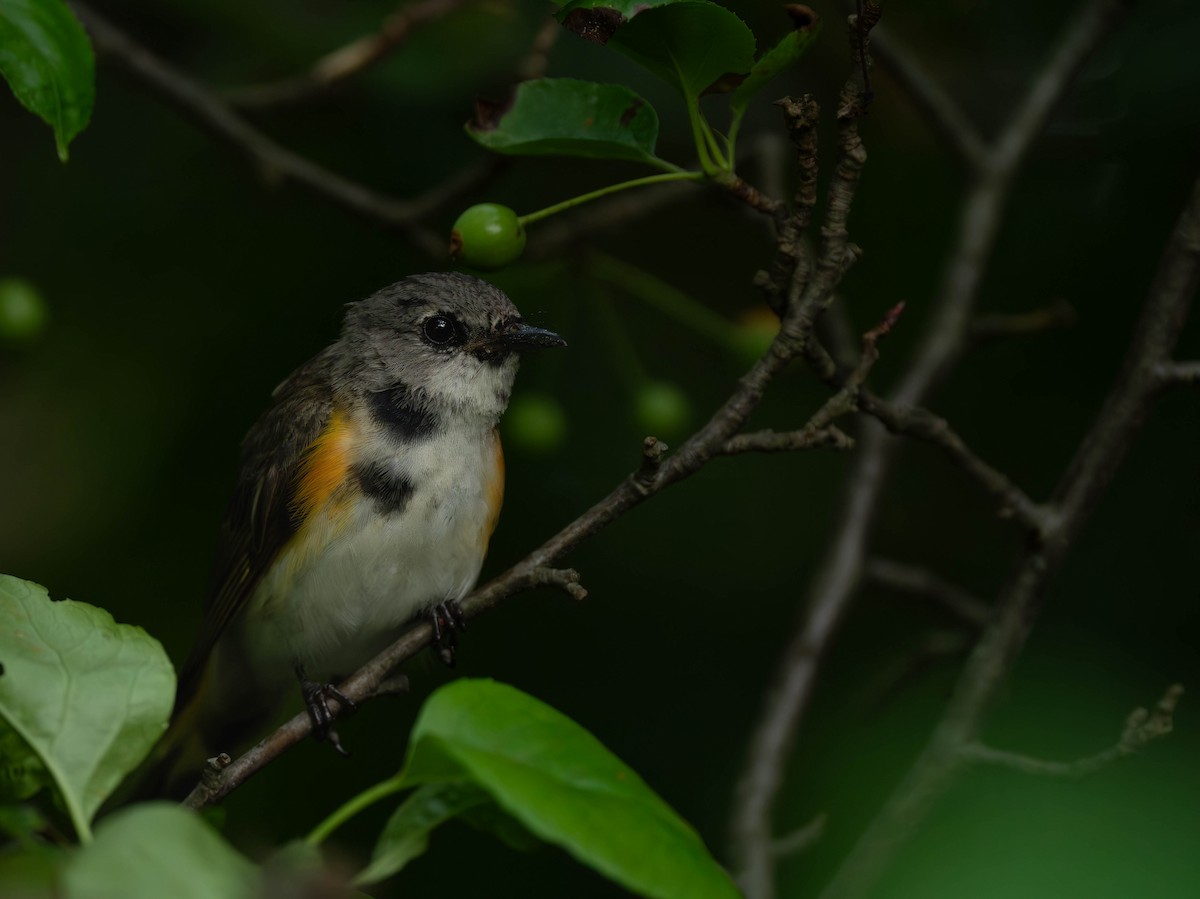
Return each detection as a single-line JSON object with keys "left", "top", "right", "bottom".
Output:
{"left": 479, "top": 322, "right": 567, "bottom": 353}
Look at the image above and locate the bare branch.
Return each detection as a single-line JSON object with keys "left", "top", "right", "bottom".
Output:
{"left": 865, "top": 559, "right": 991, "bottom": 630}
{"left": 771, "top": 813, "right": 827, "bottom": 859}
{"left": 962, "top": 684, "right": 1182, "bottom": 777}
{"left": 867, "top": 26, "right": 988, "bottom": 171}
{"left": 722, "top": 427, "right": 854, "bottom": 455}
{"left": 858, "top": 393, "right": 1048, "bottom": 534}
{"left": 72, "top": 3, "right": 477, "bottom": 258}
{"left": 1155, "top": 360, "right": 1200, "bottom": 389}
{"left": 817, "top": 170, "right": 1200, "bottom": 899}
{"left": 969, "top": 299, "right": 1078, "bottom": 344}
{"left": 226, "top": 0, "right": 478, "bottom": 110}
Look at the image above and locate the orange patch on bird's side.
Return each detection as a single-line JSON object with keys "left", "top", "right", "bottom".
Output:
{"left": 293, "top": 409, "right": 355, "bottom": 524}
{"left": 482, "top": 431, "right": 505, "bottom": 547}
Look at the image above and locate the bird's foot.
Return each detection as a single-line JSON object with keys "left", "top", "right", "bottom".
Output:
{"left": 429, "top": 600, "right": 467, "bottom": 667}
{"left": 295, "top": 664, "right": 357, "bottom": 757}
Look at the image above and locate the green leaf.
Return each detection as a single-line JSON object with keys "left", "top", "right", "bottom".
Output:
{"left": 0, "top": 576, "right": 176, "bottom": 842}
{"left": 354, "top": 783, "right": 490, "bottom": 886}
{"left": 0, "top": 0, "right": 95, "bottom": 160}
{"left": 559, "top": 0, "right": 756, "bottom": 101}
{"left": 61, "top": 803, "right": 259, "bottom": 899}
{"left": 400, "top": 679, "right": 741, "bottom": 899}
{"left": 730, "top": 9, "right": 822, "bottom": 115}
{"left": 468, "top": 78, "right": 670, "bottom": 170}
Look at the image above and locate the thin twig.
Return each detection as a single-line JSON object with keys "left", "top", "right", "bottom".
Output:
{"left": 867, "top": 26, "right": 988, "bottom": 171}
{"left": 865, "top": 559, "right": 992, "bottom": 630}
{"left": 858, "top": 393, "right": 1048, "bottom": 534}
{"left": 962, "top": 684, "right": 1183, "bottom": 777}
{"left": 771, "top": 813, "right": 828, "bottom": 859}
{"left": 970, "top": 300, "right": 1078, "bottom": 344}
{"left": 1155, "top": 360, "right": 1200, "bottom": 388}
{"left": 818, "top": 169, "right": 1200, "bottom": 899}
{"left": 722, "top": 427, "right": 854, "bottom": 455}
{"left": 226, "top": 0, "right": 479, "bottom": 109}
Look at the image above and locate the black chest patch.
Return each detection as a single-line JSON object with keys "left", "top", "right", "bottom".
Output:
{"left": 368, "top": 384, "right": 437, "bottom": 441}
{"left": 354, "top": 461, "right": 414, "bottom": 515}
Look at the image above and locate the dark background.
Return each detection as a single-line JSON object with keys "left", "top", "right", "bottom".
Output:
{"left": 2, "top": 0, "right": 1198, "bottom": 895}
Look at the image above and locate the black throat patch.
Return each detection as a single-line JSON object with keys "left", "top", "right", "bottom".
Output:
{"left": 368, "top": 383, "right": 437, "bottom": 441}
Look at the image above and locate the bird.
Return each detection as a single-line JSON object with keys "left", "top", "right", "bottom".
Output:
{"left": 153, "top": 272, "right": 565, "bottom": 794}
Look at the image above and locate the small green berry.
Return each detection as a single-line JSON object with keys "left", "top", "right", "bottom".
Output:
{"left": 450, "top": 203, "right": 527, "bottom": 270}
{"left": 505, "top": 392, "right": 568, "bottom": 455}
{"left": 0, "top": 279, "right": 48, "bottom": 341}
{"left": 635, "top": 381, "right": 691, "bottom": 438}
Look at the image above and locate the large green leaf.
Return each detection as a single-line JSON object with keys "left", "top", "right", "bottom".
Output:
{"left": 0, "top": 0, "right": 94, "bottom": 160}
{"left": 730, "top": 8, "right": 822, "bottom": 115}
{"left": 400, "top": 679, "right": 741, "bottom": 899}
{"left": 559, "top": 0, "right": 755, "bottom": 101}
{"left": 0, "top": 576, "right": 175, "bottom": 841}
{"left": 61, "top": 803, "right": 258, "bottom": 899}
{"left": 468, "top": 78, "right": 670, "bottom": 170}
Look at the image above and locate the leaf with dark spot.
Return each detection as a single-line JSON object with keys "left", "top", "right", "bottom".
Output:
{"left": 618, "top": 98, "right": 644, "bottom": 127}
{"left": 560, "top": 6, "right": 626, "bottom": 45}
{"left": 473, "top": 93, "right": 515, "bottom": 132}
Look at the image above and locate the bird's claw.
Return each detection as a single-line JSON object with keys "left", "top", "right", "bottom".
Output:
{"left": 430, "top": 600, "right": 467, "bottom": 667}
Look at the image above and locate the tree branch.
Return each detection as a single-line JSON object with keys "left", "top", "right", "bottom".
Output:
{"left": 225, "top": 0, "right": 480, "bottom": 110}
{"left": 1155, "top": 360, "right": 1200, "bottom": 389}
{"left": 72, "top": 3, "right": 486, "bottom": 258}
{"left": 858, "top": 393, "right": 1048, "bottom": 534}
{"left": 817, "top": 169, "right": 1200, "bottom": 899}
{"left": 865, "top": 559, "right": 991, "bottom": 630}
{"left": 969, "top": 300, "right": 1078, "bottom": 344}
{"left": 730, "top": 4, "right": 1135, "bottom": 896}
{"left": 721, "top": 428, "right": 854, "bottom": 455}
{"left": 866, "top": 25, "right": 988, "bottom": 171}
{"left": 961, "top": 684, "right": 1183, "bottom": 777}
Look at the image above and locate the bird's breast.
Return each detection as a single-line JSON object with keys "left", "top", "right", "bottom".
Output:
{"left": 246, "top": 421, "right": 504, "bottom": 679}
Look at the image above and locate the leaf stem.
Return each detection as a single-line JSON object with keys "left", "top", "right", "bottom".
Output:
{"left": 517, "top": 171, "right": 704, "bottom": 227}
{"left": 306, "top": 775, "right": 407, "bottom": 846}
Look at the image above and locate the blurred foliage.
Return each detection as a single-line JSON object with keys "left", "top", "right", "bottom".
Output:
{"left": 1, "top": 0, "right": 1198, "bottom": 896}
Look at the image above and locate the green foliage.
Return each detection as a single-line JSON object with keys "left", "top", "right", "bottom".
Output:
{"left": 0, "top": 278, "right": 49, "bottom": 341}
{"left": 0, "top": 0, "right": 94, "bottom": 160}
{"left": 450, "top": 0, "right": 822, "bottom": 256}
{"left": 0, "top": 576, "right": 175, "bottom": 842}
{"left": 600, "top": 1, "right": 756, "bottom": 101}
{"left": 61, "top": 803, "right": 258, "bottom": 899}
{"left": 450, "top": 203, "right": 527, "bottom": 270}
{"left": 634, "top": 380, "right": 692, "bottom": 438}
{"left": 467, "top": 78, "right": 670, "bottom": 170}
{"left": 311, "top": 679, "right": 740, "bottom": 898}
{"left": 504, "top": 392, "right": 569, "bottom": 455}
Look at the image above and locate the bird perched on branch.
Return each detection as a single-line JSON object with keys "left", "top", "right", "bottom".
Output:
{"left": 152, "top": 272, "right": 565, "bottom": 794}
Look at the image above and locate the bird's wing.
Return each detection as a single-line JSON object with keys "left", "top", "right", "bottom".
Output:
{"left": 173, "top": 346, "right": 337, "bottom": 715}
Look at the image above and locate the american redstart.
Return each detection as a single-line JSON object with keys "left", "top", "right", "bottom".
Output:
{"left": 152, "top": 272, "right": 565, "bottom": 794}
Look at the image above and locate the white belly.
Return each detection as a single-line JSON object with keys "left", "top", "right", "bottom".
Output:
{"left": 240, "top": 424, "right": 498, "bottom": 683}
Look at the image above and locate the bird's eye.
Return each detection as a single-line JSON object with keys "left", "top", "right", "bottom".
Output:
{"left": 422, "top": 314, "right": 459, "bottom": 346}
